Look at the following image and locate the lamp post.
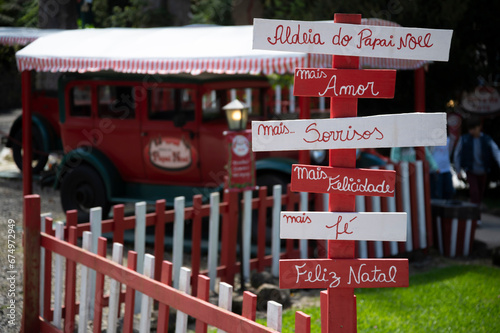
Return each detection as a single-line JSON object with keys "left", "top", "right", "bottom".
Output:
{"left": 223, "top": 99, "right": 249, "bottom": 131}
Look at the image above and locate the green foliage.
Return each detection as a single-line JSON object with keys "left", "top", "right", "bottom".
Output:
{"left": 0, "top": 0, "right": 37, "bottom": 27}
{"left": 93, "top": 0, "right": 172, "bottom": 27}
{"left": 190, "top": 0, "right": 233, "bottom": 25}
{"left": 273, "top": 264, "right": 500, "bottom": 332}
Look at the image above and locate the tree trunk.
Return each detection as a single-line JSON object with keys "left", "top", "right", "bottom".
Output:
{"left": 38, "top": 0, "right": 78, "bottom": 29}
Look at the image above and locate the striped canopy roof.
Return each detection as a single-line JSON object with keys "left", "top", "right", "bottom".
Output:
{"left": 0, "top": 27, "right": 60, "bottom": 46}
{"left": 14, "top": 19, "right": 428, "bottom": 75}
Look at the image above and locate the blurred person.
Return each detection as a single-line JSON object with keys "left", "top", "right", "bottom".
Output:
{"left": 429, "top": 136, "right": 455, "bottom": 200}
{"left": 453, "top": 116, "right": 500, "bottom": 206}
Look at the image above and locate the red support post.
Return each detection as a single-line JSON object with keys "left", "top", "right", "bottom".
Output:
{"left": 221, "top": 190, "right": 239, "bottom": 285}
{"left": 21, "top": 71, "right": 32, "bottom": 195}
{"left": 414, "top": 66, "right": 426, "bottom": 161}
{"left": 21, "top": 194, "right": 41, "bottom": 333}
{"left": 157, "top": 260, "right": 173, "bottom": 333}
{"left": 327, "top": 13, "right": 361, "bottom": 333}
{"left": 154, "top": 199, "right": 166, "bottom": 282}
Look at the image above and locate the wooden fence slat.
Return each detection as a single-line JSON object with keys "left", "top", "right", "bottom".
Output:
{"left": 242, "top": 291, "right": 257, "bottom": 321}
{"left": 157, "top": 261, "right": 173, "bottom": 333}
{"left": 400, "top": 162, "right": 413, "bottom": 252}
{"left": 89, "top": 207, "right": 102, "bottom": 320}
{"left": 271, "top": 185, "right": 281, "bottom": 277}
{"left": 267, "top": 301, "right": 282, "bottom": 332}
{"left": 139, "top": 254, "right": 155, "bottom": 333}
{"left": 78, "top": 232, "right": 92, "bottom": 333}
{"left": 257, "top": 186, "right": 267, "bottom": 272}
{"left": 295, "top": 311, "right": 311, "bottom": 333}
{"left": 154, "top": 199, "right": 166, "bottom": 282}
{"left": 242, "top": 189, "right": 252, "bottom": 283}
{"left": 123, "top": 251, "right": 137, "bottom": 333}
{"left": 218, "top": 282, "right": 233, "bottom": 333}
{"left": 93, "top": 237, "right": 107, "bottom": 333}
{"left": 415, "top": 160, "right": 427, "bottom": 249}
{"left": 191, "top": 195, "right": 203, "bottom": 296}
{"left": 43, "top": 217, "right": 53, "bottom": 322}
{"left": 385, "top": 164, "right": 399, "bottom": 256}
{"left": 176, "top": 267, "right": 192, "bottom": 333}
{"left": 112, "top": 204, "right": 125, "bottom": 245}
{"left": 320, "top": 290, "right": 327, "bottom": 333}
{"left": 208, "top": 192, "right": 220, "bottom": 292}
{"left": 64, "top": 227, "right": 77, "bottom": 333}
{"left": 173, "top": 197, "right": 185, "bottom": 289}
{"left": 195, "top": 275, "right": 210, "bottom": 333}
{"left": 134, "top": 201, "right": 147, "bottom": 314}
{"left": 39, "top": 212, "right": 51, "bottom": 317}
{"left": 107, "top": 243, "right": 124, "bottom": 333}
{"left": 52, "top": 222, "right": 64, "bottom": 329}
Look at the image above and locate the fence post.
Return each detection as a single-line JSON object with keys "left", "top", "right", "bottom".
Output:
{"left": 271, "top": 185, "right": 282, "bottom": 277}
{"left": 53, "top": 222, "right": 65, "bottom": 329}
{"left": 139, "top": 254, "right": 155, "bottom": 333}
{"left": 173, "top": 196, "right": 185, "bottom": 289}
{"left": 242, "top": 189, "right": 252, "bottom": 284}
{"left": 267, "top": 301, "right": 282, "bottom": 332}
{"left": 191, "top": 195, "right": 203, "bottom": 296}
{"left": 21, "top": 194, "right": 41, "bottom": 333}
{"left": 107, "top": 243, "right": 124, "bottom": 333}
{"left": 134, "top": 201, "right": 147, "bottom": 313}
{"left": 154, "top": 199, "right": 166, "bottom": 282}
{"left": 208, "top": 192, "right": 220, "bottom": 291}
{"left": 221, "top": 190, "right": 238, "bottom": 285}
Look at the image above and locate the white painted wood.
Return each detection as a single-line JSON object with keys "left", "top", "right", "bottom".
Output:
{"left": 242, "top": 189, "right": 252, "bottom": 283}
{"left": 175, "top": 267, "right": 191, "bottom": 333}
{"left": 319, "top": 96, "right": 326, "bottom": 111}
{"left": 217, "top": 282, "right": 233, "bottom": 333}
{"left": 272, "top": 185, "right": 281, "bottom": 277}
{"left": 275, "top": 84, "right": 282, "bottom": 114}
{"left": 280, "top": 211, "right": 407, "bottom": 241}
{"left": 289, "top": 84, "right": 295, "bottom": 113}
{"left": 134, "top": 201, "right": 147, "bottom": 314}
{"left": 245, "top": 88, "right": 253, "bottom": 113}
{"left": 107, "top": 243, "right": 124, "bottom": 333}
{"left": 52, "top": 222, "right": 64, "bottom": 329}
{"left": 267, "top": 301, "right": 282, "bottom": 332}
{"left": 450, "top": 218, "right": 458, "bottom": 258}
{"left": 299, "top": 192, "right": 308, "bottom": 259}
{"left": 89, "top": 207, "right": 102, "bottom": 320}
{"left": 400, "top": 162, "right": 413, "bottom": 252}
{"left": 385, "top": 164, "right": 399, "bottom": 256}
{"left": 173, "top": 196, "right": 185, "bottom": 289}
{"left": 78, "top": 232, "right": 92, "bottom": 333}
{"left": 355, "top": 196, "right": 368, "bottom": 259}
{"left": 39, "top": 212, "right": 51, "bottom": 316}
{"left": 139, "top": 254, "right": 155, "bottom": 333}
{"left": 230, "top": 89, "right": 236, "bottom": 101}
{"left": 322, "top": 193, "right": 329, "bottom": 212}
{"left": 252, "top": 113, "right": 447, "bottom": 152}
{"left": 370, "top": 196, "right": 384, "bottom": 258}
{"left": 464, "top": 219, "right": 472, "bottom": 256}
{"left": 253, "top": 18, "right": 453, "bottom": 61}
{"left": 208, "top": 192, "right": 220, "bottom": 291}
{"left": 415, "top": 161, "right": 427, "bottom": 249}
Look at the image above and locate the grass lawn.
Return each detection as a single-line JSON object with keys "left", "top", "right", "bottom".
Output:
{"left": 270, "top": 264, "right": 500, "bottom": 332}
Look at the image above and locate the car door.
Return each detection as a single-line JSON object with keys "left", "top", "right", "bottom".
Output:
{"left": 140, "top": 84, "right": 201, "bottom": 185}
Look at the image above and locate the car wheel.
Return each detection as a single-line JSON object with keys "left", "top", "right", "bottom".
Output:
{"left": 12, "top": 127, "right": 48, "bottom": 174}
{"left": 60, "top": 164, "right": 110, "bottom": 222}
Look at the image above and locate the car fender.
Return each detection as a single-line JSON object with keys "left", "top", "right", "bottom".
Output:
{"left": 54, "top": 147, "right": 123, "bottom": 199}
{"left": 255, "top": 157, "right": 296, "bottom": 176}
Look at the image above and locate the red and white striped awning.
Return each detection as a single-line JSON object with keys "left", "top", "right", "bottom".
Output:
{"left": 15, "top": 20, "right": 428, "bottom": 75}
{"left": 0, "top": 27, "right": 61, "bottom": 46}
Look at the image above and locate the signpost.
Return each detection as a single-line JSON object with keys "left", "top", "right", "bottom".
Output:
{"left": 252, "top": 13, "right": 452, "bottom": 332}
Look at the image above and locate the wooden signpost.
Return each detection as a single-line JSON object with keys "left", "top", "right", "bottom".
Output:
{"left": 252, "top": 13, "right": 452, "bottom": 333}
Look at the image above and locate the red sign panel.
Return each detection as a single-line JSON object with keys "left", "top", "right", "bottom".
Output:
{"left": 293, "top": 68, "right": 396, "bottom": 98}
{"left": 225, "top": 130, "right": 256, "bottom": 192}
{"left": 279, "top": 258, "right": 408, "bottom": 289}
{"left": 290, "top": 164, "right": 396, "bottom": 197}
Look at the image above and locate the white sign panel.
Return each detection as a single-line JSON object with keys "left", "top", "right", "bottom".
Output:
{"left": 253, "top": 18, "right": 453, "bottom": 62}
{"left": 252, "top": 112, "right": 446, "bottom": 152}
{"left": 280, "top": 211, "right": 407, "bottom": 241}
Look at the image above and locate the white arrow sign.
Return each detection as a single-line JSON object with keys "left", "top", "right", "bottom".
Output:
{"left": 280, "top": 211, "right": 407, "bottom": 241}
{"left": 253, "top": 18, "right": 453, "bottom": 62}
{"left": 252, "top": 112, "right": 446, "bottom": 152}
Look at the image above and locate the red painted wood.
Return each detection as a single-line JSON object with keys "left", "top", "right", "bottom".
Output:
{"left": 122, "top": 251, "right": 137, "bottom": 333}
{"left": 320, "top": 290, "right": 327, "bottom": 333}
{"left": 64, "top": 227, "right": 77, "bottom": 333}
{"left": 291, "top": 164, "right": 396, "bottom": 197}
{"left": 279, "top": 258, "right": 409, "bottom": 289}
{"left": 39, "top": 319, "right": 62, "bottom": 333}
{"left": 154, "top": 199, "right": 166, "bottom": 282}
{"left": 44, "top": 218, "right": 53, "bottom": 322}
{"left": 64, "top": 210, "right": 77, "bottom": 240}
{"left": 21, "top": 195, "right": 40, "bottom": 333}
{"left": 221, "top": 190, "right": 239, "bottom": 285}
{"left": 327, "top": 13, "right": 361, "bottom": 333}
{"left": 295, "top": 311, "right": 311, "bottom": 333}
{"left": 157, "top": 260, "right": 173, "bottom": 333}
{"left": 286, "top": 184, "right": 298, "bottom": 256}
{"left": 294, "top": 68, "right": 396, "bottom": 99}
{"left": 195, "top": 275, "right": 210, "bottom": 333}
{"left": 21, "top": 71, "right": 32, "bottom": 196}
{"left": 242, "top": 291, "right": 257, "bottom": 321}
{"left": 40, "top": 234, "right": 276, "bottom": 333}
{"left": 257, "top": 186, "right": 268, "bottom": 272}
{"left": 112, "top": 204, "right": 125, "bottom": 245}
{"left": 93, "top": 237, "right": 107, "bottom": 333}
{"left": 191, "top": 195, "right": 203, "bottom": 296}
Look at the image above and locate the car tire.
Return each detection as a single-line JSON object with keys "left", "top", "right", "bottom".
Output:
{"left": 12, "top": 127, "right": 48, "bottom": 174}
{"left": 60, "top": 164, "right": 110, "bottom": 223}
